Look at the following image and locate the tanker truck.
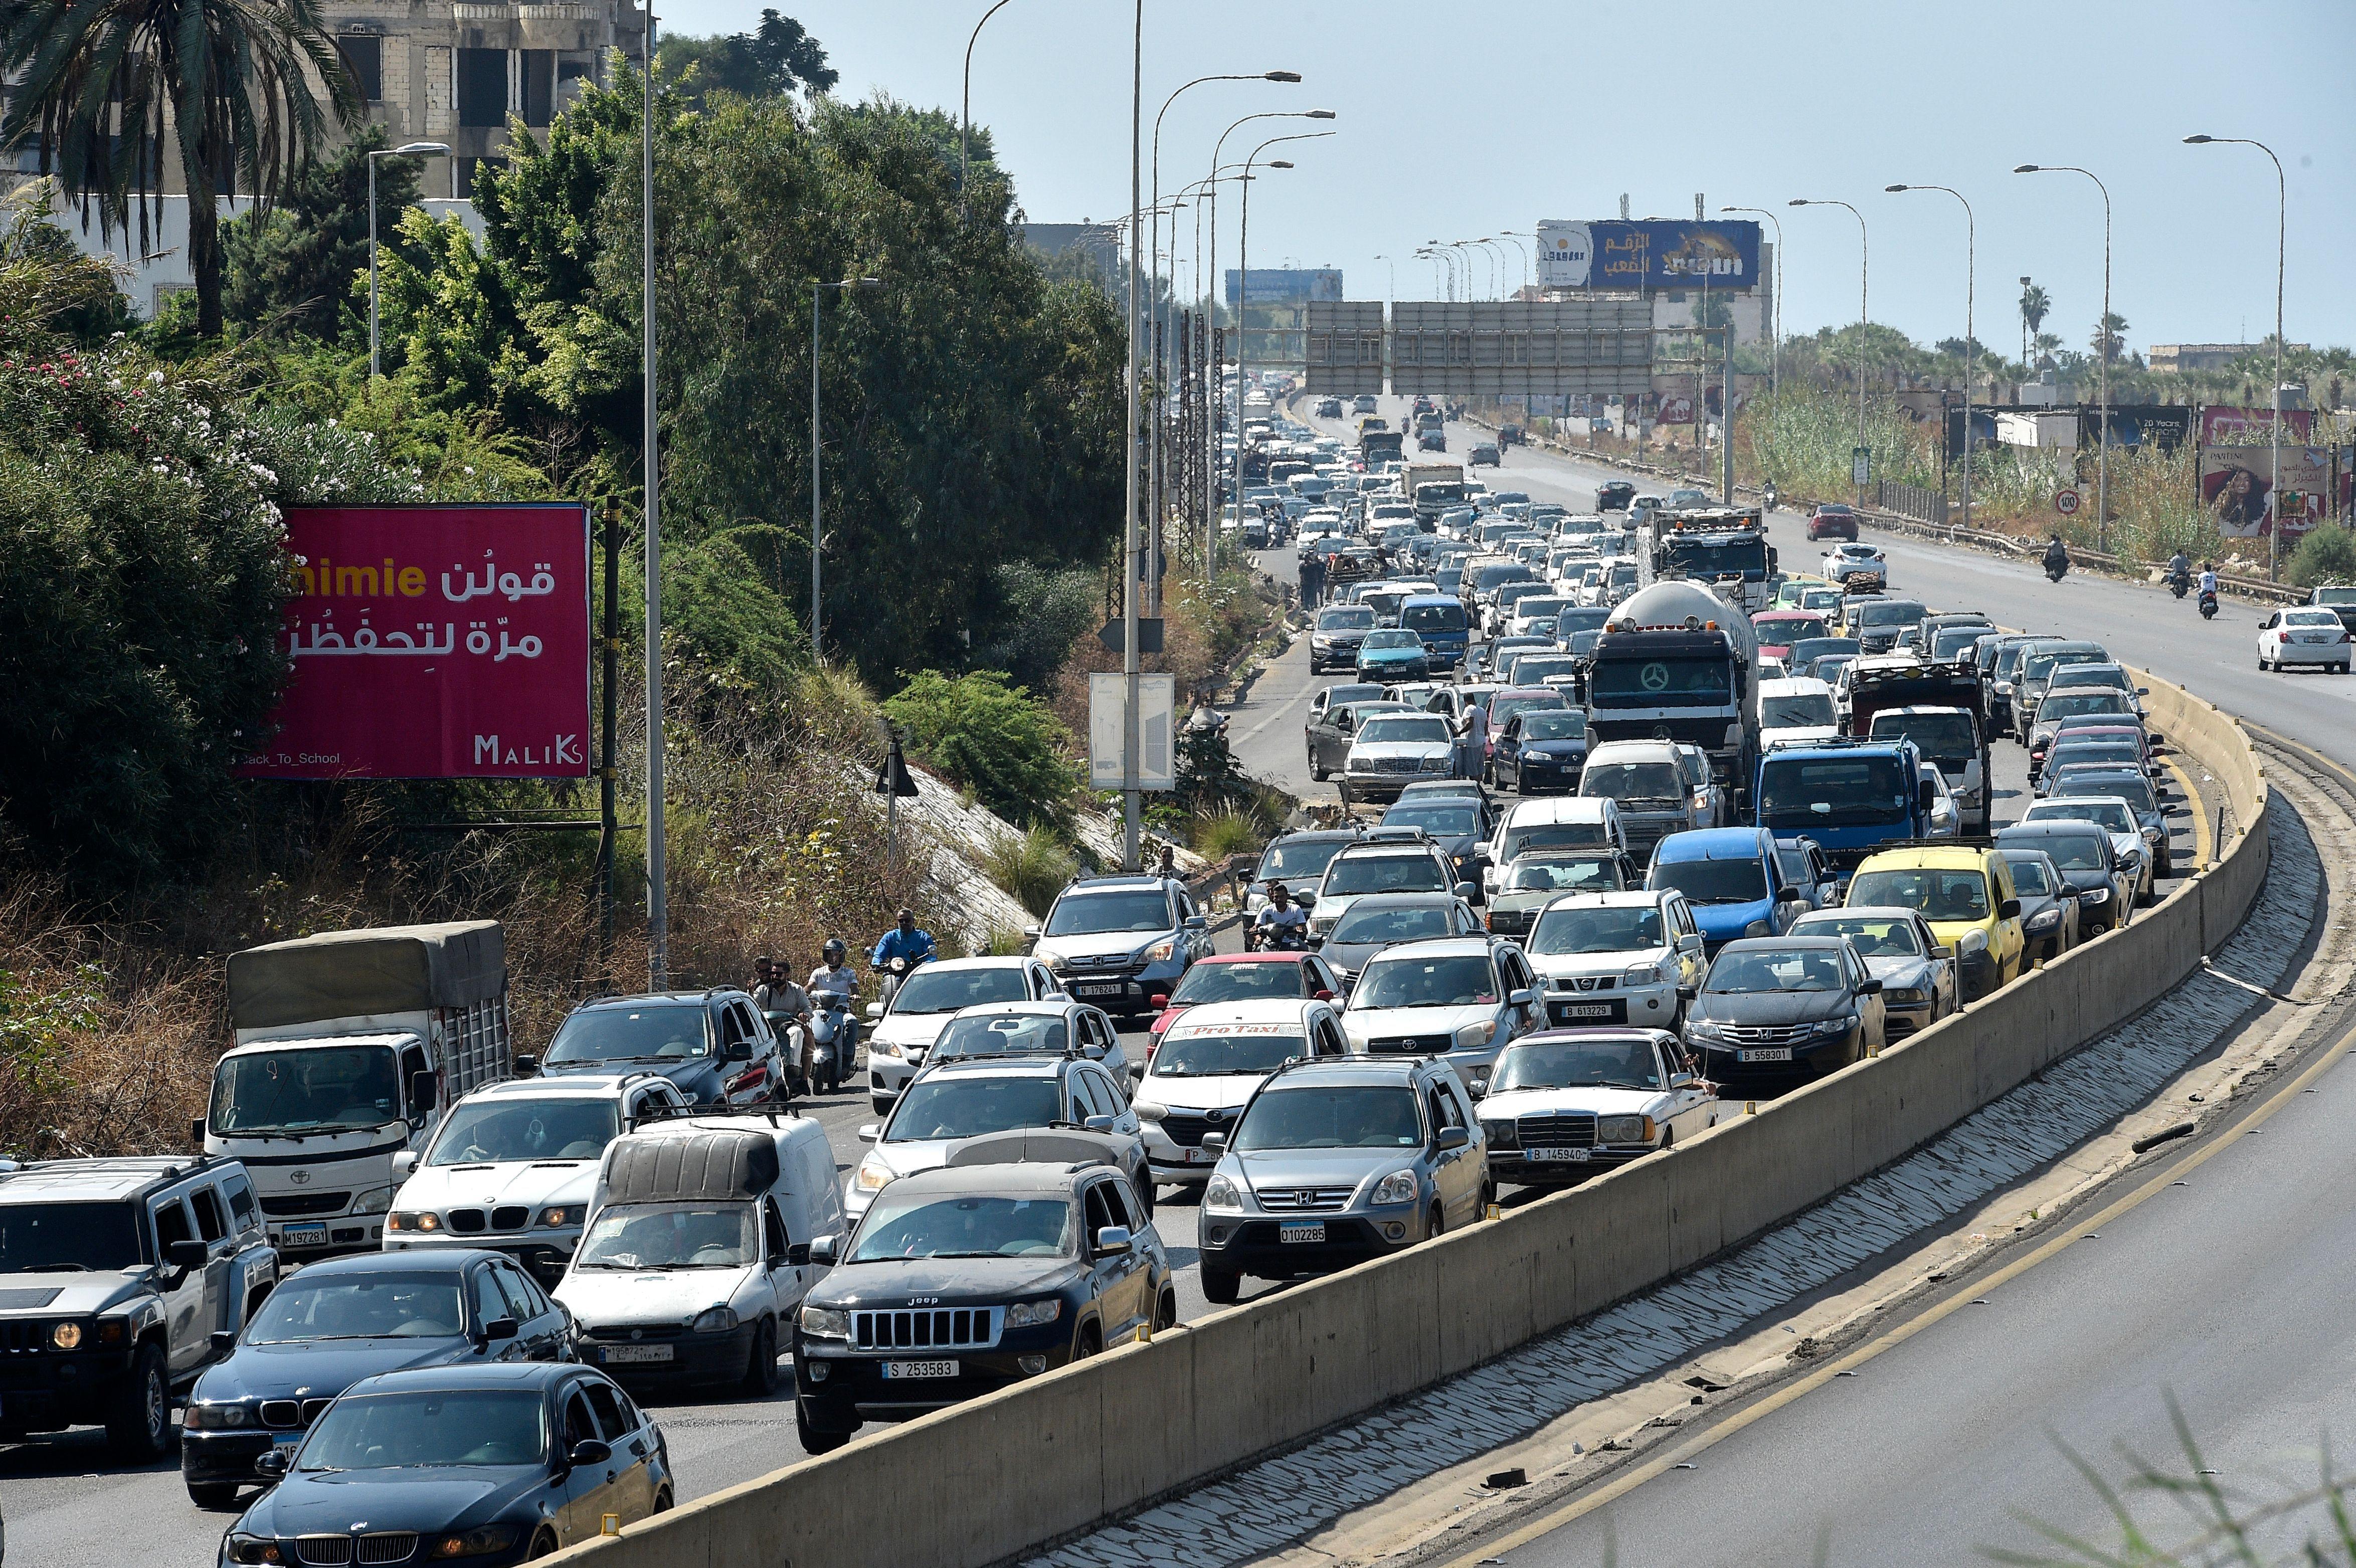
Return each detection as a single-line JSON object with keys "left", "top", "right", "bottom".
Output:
{"left": 1585, "top": 579, "right": 1761, "bottom": 809}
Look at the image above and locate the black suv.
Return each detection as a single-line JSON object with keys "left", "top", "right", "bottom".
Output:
{"left": 1595, "top": 480, "right": 1637, "bottom": 511}
{"left": 530, "top": 990, "right": 786, "bottom": 1107}
{"left": 793, "top": 1161, "right": 1173, "bottom": 1452}
{"left": 0, "top": 1155, "right": 279, "bottom": 1458}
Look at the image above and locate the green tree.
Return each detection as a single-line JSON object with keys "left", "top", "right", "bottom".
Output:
{"left": 883, "top": 671, "right": 1076, "bottom": 827}
{"left": 223, "top": 128, "right": 422, "bottom": 338}
{"left": 2019, "top": 282, "right": 2050, "bottom": 361}
{"left": 659, "top": 9, "right": 839, "bottom": 109}
{"left": 0, "top": 0, "right": 364, "bottom": 337}
{"left": 2286, "top": 526, "right": 2356, "bottom": 590}
{"left": 2091, "top": 311, "right": 2129, "bottom": 365}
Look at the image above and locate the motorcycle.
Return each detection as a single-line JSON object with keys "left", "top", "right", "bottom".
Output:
{"left": 2198, "top": 589, "right": 2219, "bottom": 621}
{"left": 807, "top": 1000, "right": 851, "bottom": 1095}
{"left": 1762, "top": 484, "right": 1779, "bottom": 512}
{"left": 762, "top": 1009, "right": 815, "bottom": 1098}
{"left": 2044, "top": 555, "right": 2070, "bottom": 583}
{"left": 2168, "top": 569, "right": 2191, "bottom": 600}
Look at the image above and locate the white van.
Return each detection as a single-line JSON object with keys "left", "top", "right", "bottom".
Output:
{"left": 556, "top": 1114, "right": 843, "bottom": 1396}
{"left": 1484, "top": 797, "right": 1628, "bottom": 893}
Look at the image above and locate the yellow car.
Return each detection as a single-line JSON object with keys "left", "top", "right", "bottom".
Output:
{"left": 1844, "top": 844, "right": 2026, "bottom": 1003}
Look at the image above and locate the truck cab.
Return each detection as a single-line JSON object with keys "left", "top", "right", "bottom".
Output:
{"left": 1753, "top": 737, "right": 1933, "bottom": 881}
{"left": 1846, "top": 658, "right": 1995, "bottom": 833}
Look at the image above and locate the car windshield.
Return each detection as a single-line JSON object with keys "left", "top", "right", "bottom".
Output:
{"left": 1758, "top": 617, "right": 1829, "bottom": 644}
{"left": 2012, "top": 832, "right": 2108, "bottom": 873}
{"left": 0, "top": 1201, "right": 143, "bottom": 1272}
{"left": 1170, "top": 963, "right": 1308, "bottom": 1006}
{"left": 1529, "top": 904, "right": 1663, "bottom": 954}
{"left": 1758, "top": 755, "right": 1916, "bottom": 830}
{"left": 1933, "top": 628, "right": 1990, "bottom": 659}
{"left": 1363, "top": 630, "right": 1420, "bottom": 650}
{"left": 1402, "top": 603, "right": 1467, "bottom": 632}
{"left": 890, "top": 966, "right": 1031, "bottom": 1016}
{"left": 1872, "top": 712, "right": 1978, "bottom": 758}
{"left": 1045, "top": 891, "right": 1170, "bottom": 936}
{"left": 298, "top": 1390, "right": 547, "bottom": 1472}
{"left": 2034, "top": 798, "right": 2137, "bottom": 833}
{"left": 1234, "top": 1086, "right": 1424, "bottom": 1150}
{"left": 2040, "top": 692, "right": 2130, "bottom": 721}
{"left": 1505, "top": 857, "right": 1621, "bottom": 894}
{"left": 1154, "top": 1029, "right": 1311, "bottom": 1078}
{"left": 245, "top": 1271, "right": 468, "bottom": 1341}
{"left": 1259, "top": 837, "right": 1351, "bottom": 881}
{"left": 1383, "top": 803, "right": 1480, "bottom": 838}
{"left": 2055, "top": 773, "right": 2157, "bottom": 813}
{"left": 1848, "top": 868, "right": 1992, "bottom": 922}
{"left": 1319, "top": 609, "right": 1376, "bottom": 630}
{"left": 1517, "top": 598, "right": 1574, "bottom": 620}
{"left": 2048, "top": 744, "right": 2141, "bottom": 772}
{"left": 1762, "top": 691, "right": 1837, "bottom": 728}
{"left": 1857, "top": 602, "right": 1926, "bottom": 629}
{"left": 930, "top": 1012, "right": 1070, "bottom": 1060}
{"left": 1358, "top": 717, "right": 1451, "bottom": 745}
{"left": 1581, "top": 761, "right": 1684, "bottom": 806}
{"left": 885, "top": 1076, "right": 1062, "bottom": 1142}
{"left": 1492, "top": 1039, "right": 1665, "bottom": 1092}
{"left": 1353, "top": 954, "right": 1498, "bottom": 1009}
{"left": 428, "top": 1098, "right": 617, "bottom": 1165}
{"left": 1797, "top": 916, "right": 1922, "bottom": 957}
{"left": 1589, "top": 658, "right": 1732, "bottom": 704}
{"left": 1518, "top": 712, "right": 1589, "bottom": 742}
{"left": 574, "top": 1202, "right": 758, "bottom": 1270}
{"left": 1706, "top": 949, "right": 1846, "bottom": 993}
{"left": 2001, "top": 855, "right": 2055, "bottom": 896}
{"left": 847, "top": 1193, "right": 1072, "bottom": 1262}
{"left": 545, "top": 1006, "right": 706, "bottom": 1065}
{"left": 2024, "top": 649, "right": 2103, "bottom": 683}
{"left": 1651, "top": 858, "right": 1769, "bottom": 906}
{"left": 210, "top": 1044, "right": 405, "bottom": 1134}
{"left": 1325, "top": 854, "right": 1448, "bottom": 896}
{"left": 1330, "top": 903, "right": 1458, "bottom": 946}
{"left": 1502, "top": 822, "right": 1613, "bottom": 859}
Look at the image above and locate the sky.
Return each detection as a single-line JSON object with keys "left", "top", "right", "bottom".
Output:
{"left": 660, "top": 0, "right": 2356, "bottom": 357}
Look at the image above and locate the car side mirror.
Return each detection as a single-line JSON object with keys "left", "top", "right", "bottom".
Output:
{"left": 1200, "top": 1131, "right": 1228, "bottom": 1154}
{"left": 254, "top": 1449, "right": 290, "bottom": 1479}
{"left": 1296, "top": 891, "right": 1318, "bottom": 909}
{"left": 1958, "top": 929, "right": 1989, "bottom": 956}
{"left": 1857, "top": 977, "right": 1884, "bottom": 996}
{"left": 786, "top": 1243, "right": 812, "bottom": 1267}
{"left": 211, "top": 1329, "right": 237, "bottom": 1355}
{"left": 1094, "top": 1226, "right": 1134, "bottom": 1258}
{"left": 810, "top": 1235, "right": 840, "bottom": 1266}
{"left": 1313, "top": 988, "right": 1335, "bottom": 1001}
{"left": 1931, "top": 944, "right": 1953, "bottom": 959}
{"left": 1083, "top": 1115, "right": 1116, "bottom": 1133}
{"left": 864, "top": 1003, "right": 884, "bottom": 1022}
{"left": 166, "top": 1239, "right": 209, "bottom": 1271}
{"left": 190, "top": 1116, "right": 207, "bottom": 1145}
{"left": 1435, "top": 1126, "right": 1472, "bottom": 1151}
{"left": 1185, "top": 915, "right": 1209, "bottom": 931}
{"left": 1081, "top": 1042, "right": 1107, "bottom": 1060}
{"left": 408, "top": 1069, "right": 438, "bottom": 1113}
{"left": 482, "top": 1316, "right": 519, "bottom": 1343}
{"left": 2000, "top": 899, "right": 2022, "bottom": 919}
{"left": 1917, "top": 780, "right": 1936, "bottom": 813}
{"left": 1150, "top": 993, "right": 1170, "bottom": 1009}
{"left": 1507, "top": 987, "right": 1536, "bottom": 1008}
{"left": 391, "top": 1149, "right": 419, "bottom": 1179}
{"left": 1776, "top": 886, "right": 1809, "bottom": 904}
{"left": 857, "top": 1123, "right": 881, "bottom": 1143}
{"left": 1678, "top": 984, "right": 1699, "bottom": 1001}
{"left": 724, "top": 1040, "right": 753, "bottom": 1061}
{"left": 512, "top": 1054, "right": 539, "bottom": 1078}
{"left": 1023, "top": 925, "right": 1043, "bottom": 943}
{"left": 1680, "top": 933, "right": 1703, "bottom": 952}
{"left": 568, "top": 1439, "right": 612, "bottom": 1469}
{"left": 1456, "top": 882, "right": 1480, "bottom": 901}
{"left": 1474, "top": 846, "right": 1493, "bottom": 863}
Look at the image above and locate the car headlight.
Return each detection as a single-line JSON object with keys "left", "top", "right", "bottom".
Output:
{"left": 1622, "top": 964, "right": 1661, "bottom": 986}
{"left": 1420, "top": 754, "right": 1448, "bottom": 770}
{"left": 388, "top": 1211, "right": 439, "bottom": 1233}
{"left": 1204, "top": 1174, "right": 1244, "bottom": 1212}
{"left": 1743, "top": 918, "right": 1773, "bottom": 937}
{"left": 1006, "top": 1299, "right": 1064, "bottom": 1328}
{"left": 537, "top": 1207, "right": 575, "bottom": 1228}
{"left": 799, "top": 1305, "right": 850, "bottom": 1339}
{"left": 1454, "top": 1020, "right": 1497, "bottom": 1048}
{"left": 351, "top": 1187, "right": 393, "bottom": 1216}
{"left": 429, "top": 1525, "right": 521, "bottom": 1559}
{"left": 853, "top": 1153, "right": 895, "bottom": 1193}
{"left": 186, "top": 1399, "right": 253, "bottom": 1429}
{"left": 50, "top": 1319, "right": 82, "bottom": 1350}
{"left": 1883, "top": 987, "right": 1927, "bottom": 1005}
{"left": 1143, "top": 938, "right": 1178, "bottom": 962}
{"left": 1685, "top": 1018, "right": 1727, "bottom": 1038}
{"left": 1479, "top": 1118, "right": 1517, "bottom": 1147}
{"left": 227, "top": 1534, "right": 284, "bottom": 1565}
{"left": 2025, "top": 908, "right": 2061, "bottom": 934}
{"left": 1815, "top": 1014, "right": 1860, "bottom": 1036}
{"left": 690, "top": 1305, "right": 741, "bottom": 1334}
{"left": 1597, "top": 1115, "right": 1653, "bottom": 1143}
{"left": 2080, "top": 886, "right": 2111, "bottom": 904}
{"left": 1370, "top": 1169, "right": 1420, "bottom": 1206}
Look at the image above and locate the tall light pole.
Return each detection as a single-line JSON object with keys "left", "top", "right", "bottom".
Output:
{"left": 1495, "top": 231, "right": 1532, "bottom": 297}
{"left": 1481, "top": 237, "right": 1516, "bottom": 299}
{"left": 1719, "top": 205, "right": 1782, "bottom": 403}
{"left": 1185, "top": 165, "right": 1243, "bottom": 577}
{"left": 1235, "top": 130, "right": 1333, "bottom": 463}
{"left": 1888, "top": 183, "right": 1976, "bottom": 531}
{"left": 1120, "top": 0, "right": 1142, "bottom": 872}
{"left": 2015, "top": 164, "right": 2112, "bottom": 550}
{"left": 811, "top": 277, "right": 882, "bottom": 663}
{"left": 368, "top": 141, "right": 449, "bottom": 380}
{"left": 958, "top": 0, "right": 1018, "bottom": 218}
{"left": 1790, "top": 198, "right": 1868, "bottom": 500}
{"left": 2186, "top": 135, "right": 2287, "bottom": 577}
{"left": 641, "top": 21, "right": 664, "bottom": 986}
{"left": 1415, "top": 248, "right": 1442, "bottom": 299}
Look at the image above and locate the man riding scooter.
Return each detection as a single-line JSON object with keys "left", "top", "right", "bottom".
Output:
{"left": 870, "top": 908, "right": 938, "bottom": 1007}
{"left": 2044, "top": 534, "right": 2071, "bottom": 582}
{"left": 1250, "top": 882, "right": 1312, "bottom": 952}
{"left": 752, "top": 956, "right": 815, "bottom": 1095}
{"left": 809, "top": 938, "right": 861, "bottom": 1083}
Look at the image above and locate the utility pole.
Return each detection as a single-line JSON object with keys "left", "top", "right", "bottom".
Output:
{"left": 1120, "top": 0, "right": 1142, "bottom": 872}
{"left": 642, "top": 11, "right": 665, "bottom": 988}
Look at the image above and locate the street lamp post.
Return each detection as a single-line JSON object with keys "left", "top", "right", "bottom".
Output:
{"left": 2015, "top": 164, "right": 2112, "bottom": 551}
{"left": 1719, "top": 205, "right": 1782, "bottom": 403}
{"left": 641, "top": 19, "right": 663, "bottom": 986}
{"left": 1495, "top": 232, "right": 1531, "bottom": 297}
{"left": 1887, "top": 183, "right": 1976, "bottom": 531}
{"left": 1790, "top": 198, "right": 1869, "bottom": 502}
{"left": 811, "top": 277, "right": 882, "bottom": 663}
{"left": 1236, "top": 129, "right": 1333, "bottom": 469}
{"left": 368, "top": 141, "right": 450, "bottom": 379}
{"left": 958, "top": 0, "right": 1018, "bottom": 217}
{"left": 1121, "top": 0, "right": 1142, "bottom": 871}
{"left": 2186, "top": 135, "right": 2287, "bottom": 577}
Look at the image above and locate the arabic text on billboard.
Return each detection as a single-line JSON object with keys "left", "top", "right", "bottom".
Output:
{"left": 2199, "top": 444, "right": 2330, "bottom": 542}
{"left": 2199, "top": 405, "right": 2314, "bottom": 444}
{"left": 1533, "top": 220, "right": 1761, "bottom": 291}
{"left": 1224, "top": 268, "right": 1344, "bottom": 306}
{"left": 240, "top": 504, "right": 593, "bottom": 779}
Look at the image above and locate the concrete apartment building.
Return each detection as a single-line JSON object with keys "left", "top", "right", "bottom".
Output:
{"left": 2148, "top": 342, "right": 2306, "bottom": 374}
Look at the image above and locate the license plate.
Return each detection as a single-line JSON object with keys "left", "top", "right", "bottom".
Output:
{"left": 1737, "top": 1047, "right": 1794, "bottom": 1063}
{"left": 280, "top": 1224, "right": 327, "bottom": 1249}
{"left": 1554, "top": 1003, "right": 1613, "bottom": 1019}
{"left": 1529, "top": 1146, "right": 1592, "bottom": 1163}
{"left": 272, "top": 1436, "right": 303, "bottom": 1457}
{"left": 882, "top": 1359, "right": 959, "bottom": 1380}
{"left": 602, "top": 1343, "right": 673, "bottom": 1364}
{"left": 1279, "top": 1222, "right": 1327, "bottom": 1244}
{"left": 1183, "top": 1147, "right": 1207, "bottom": 1163}
{"left": 1076, "top": 983, "right": 1125, "bottom": 998}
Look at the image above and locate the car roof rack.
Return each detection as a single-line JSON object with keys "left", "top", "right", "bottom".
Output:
{"left": 1862, "top": 836, "right": 1999, "bottom": 853}
{"left": 630, "top": 1100, "right": 799, "bottom": 1123}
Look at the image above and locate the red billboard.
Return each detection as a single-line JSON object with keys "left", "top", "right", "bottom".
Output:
{"left": 239, "top": 504, "right": 592, "bottom": 779}
{"left": 2198, "top": 405, "right": 2313, "bottom": 444}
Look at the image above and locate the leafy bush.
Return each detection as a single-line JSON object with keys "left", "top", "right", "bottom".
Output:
{"left": 2287, "top": 526, "right": 2356, "bottom": 589}
{"left": 1191, "top": 805, "right": 1265, "bottom": 860}
{"left": 979, "top": 825, "right": 1076, "bottom": 919}
{"left": 883, "top": 670, "right": 1077, "bottom": 827}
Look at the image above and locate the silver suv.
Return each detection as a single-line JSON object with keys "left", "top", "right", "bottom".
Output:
{"left": 1027, "top": 875, "right": 1213, "bottom": 1018}
{"left": 1195, "top": 1056, "right": 1489, "bottom": 1303}
{"left": 0, "top": 1155, "right": 279, "bottom": 1457}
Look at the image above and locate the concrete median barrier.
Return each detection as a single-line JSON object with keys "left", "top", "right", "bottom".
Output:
{"left": 553, "top": 671, "right": 2270, "bottom": 1568}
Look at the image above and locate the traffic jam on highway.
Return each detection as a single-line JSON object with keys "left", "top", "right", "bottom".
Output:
{"left": 0, "top": 389, "right": 2209, "bottom": 1568}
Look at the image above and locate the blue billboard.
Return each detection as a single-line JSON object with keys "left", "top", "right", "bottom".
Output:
{"left": 1535, "top": 220, "right": 1761, "bottom": 291}
{"left": 1225, "top": 268, "right": 1344, "bottom": 306}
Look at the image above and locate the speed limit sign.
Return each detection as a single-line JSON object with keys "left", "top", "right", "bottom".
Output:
{"left": 2055, "top": 488, "right": 2082, "bottom": 516}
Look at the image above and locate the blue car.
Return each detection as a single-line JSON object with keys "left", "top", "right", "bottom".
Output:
{"left": 183, "top": 1249, "right": 576, "bottom": 1507}
{"left": 1354, "top": 629, "right": 1433, "bottom": 682}
{"left": 1645, "top": 827, "right": 1815, "bottom": 953}
{"left": 223, "top": 1363, "right": 672, "bottom": 1566}
{"left": 1492, "top": 707, "right": 1592, "bottom": 795}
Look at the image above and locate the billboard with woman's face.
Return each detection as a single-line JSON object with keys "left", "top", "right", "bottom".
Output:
{"left": 2200, "top": 445, "right": 2329, "bottom": 540}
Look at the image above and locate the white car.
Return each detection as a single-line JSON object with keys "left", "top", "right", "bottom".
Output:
{"left": 1758, "top": 677, "right": 1840, "bottom": 753}
{"left": 1341, "top": 711, "right": 1459, "bottom": 805}
{"left": 2257, "top": 607, "right": 2352, "bottom": 672}
{"left": 1921, "top": 763, "right": 1959, "bottom": 838}
{"left": 1474, "top": 1029, "right": 1717, "bottom": 1185}
{"left": 863, "top": 956, "right": 1065, "bottom": 1113}
{"left": 1519, "top": 890, "right": 1705, "bottom": 1034}
{"left": 1130, "top": 998, "right": 1352, "bottom": 1189}
{"left": 1339, "top": 935, "right": 1543, "bottom": 1094}
{"left": 386, "top": 1072, "right": 691, "bottom": 1285}
{"left": 1822, "top": 542, "right": 1889, "bottom": 586}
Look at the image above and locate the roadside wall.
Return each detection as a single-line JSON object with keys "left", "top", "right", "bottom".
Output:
{"left": 553, "top": 675, "right": 2270, "bottom": 1568}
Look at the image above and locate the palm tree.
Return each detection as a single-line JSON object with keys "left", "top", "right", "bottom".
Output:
{"left": 2032, "top": 331, "right": 2062, "bottom": 369}
{"left": 2019, "top": 282, "right": 2050, "bottom": 365}
{"left": 0, "top": 0, "right": 363, "bottom": 337}
{"left": 2091, "top": 311, "right": 2129, "bottom": 366}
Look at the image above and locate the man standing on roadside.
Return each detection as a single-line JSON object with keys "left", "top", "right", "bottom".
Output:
{"left": 1299, "top": 549, "right": 1325, "bottom": 611}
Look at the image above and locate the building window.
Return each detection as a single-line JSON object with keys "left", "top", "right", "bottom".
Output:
{"left": 521, "top": 50, "right": 554, "bottom": 127}
{"left": 458, "top": 155, "right": 505, "bottom": 198}
{"left": 457, "top": 47, "right": 507, "bottom": 127}
{"left": 338, "top": 36, "right": 382, "bottom": 102}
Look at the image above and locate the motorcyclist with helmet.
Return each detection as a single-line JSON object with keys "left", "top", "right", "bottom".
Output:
{"left": 2044, "top": 534, "right": 2070, "bottom": 580}
{"left": 1251, "top": 883, "right": 1311, "bottom": 952}
{"left": 809, "top": 938, "right": 861, "bottom": 1071}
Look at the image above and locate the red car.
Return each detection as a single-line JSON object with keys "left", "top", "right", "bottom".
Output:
{"left": 1807, "top": 505, "right": 1859, "bottom": 541}
{"left": 1751, "top": 610, "right": 1833, "bottom": 663}
{"left": 1144, "top": 951, "right": 1346, "bottom": 1057}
